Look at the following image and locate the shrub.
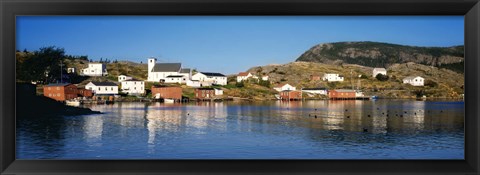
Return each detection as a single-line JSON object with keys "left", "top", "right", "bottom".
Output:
{"left": 375, "top": 74, "right": 389, "bottom": 81}
{"left": 424, "top": 80, "right": 438, "bottom": 87}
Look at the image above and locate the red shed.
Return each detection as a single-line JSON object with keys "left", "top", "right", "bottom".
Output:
{"left": 194, "top": 88, "right": 216, "bottom": 100}
{"left": 43, "top": 83, "right": 78, "bottom": 101}
{"left": 280, "top": 90, "right": 302, "bottom": 101}
{"left": 151, "top": 85, "right": 182, "bottom": 100}
{"left": 328, "top": 89, "right": 356, "bottom": 100}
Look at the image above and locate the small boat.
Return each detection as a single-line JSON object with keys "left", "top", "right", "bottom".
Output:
{"left": 65, "top": 99, "right": 81, "bottom": 107}
{"left": 154, "top": 93, "right": 161, "bottom": 99}
{"left": 164, "top": 98, "right": 175, "bottom": 103}
{"left": 274, "top": 94, "right": 281, "bottom": 100}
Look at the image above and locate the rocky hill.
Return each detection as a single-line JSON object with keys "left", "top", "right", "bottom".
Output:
{"left": 296, "top": 41, "right": 464, "bottom": 73}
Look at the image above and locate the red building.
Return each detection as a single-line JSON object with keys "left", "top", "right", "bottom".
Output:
{"left": 77, "top": 88, "right": 93, "bottom": 98}
{"left": 328, "top": 89, "right": 356, "bottom": 99}
{"left": 43, "top": 83, "right": 78, "bottom": 101}
{"left": 194, "top": 88, "right": 216, "bottom": 100}
{"left": 151, "top": 86, "right": 182, "bottom": 100}
{"left": 280, "top": 90, "right": 302, "bottom": 101}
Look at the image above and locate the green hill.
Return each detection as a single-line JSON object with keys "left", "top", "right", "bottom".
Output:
{"left": 296, "top": 41, "right": 464, "bottom": 73}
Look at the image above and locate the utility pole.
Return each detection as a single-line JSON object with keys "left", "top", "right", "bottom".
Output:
{"left": 350, "top": 69, "right": 354, "bottom": 90}
{"left": 59, "top": 60, "right": 64, "bottom": 83}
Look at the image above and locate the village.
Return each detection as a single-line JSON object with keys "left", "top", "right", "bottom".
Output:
{"left": 38, "top": 57, "right": 432, "bottom": 106}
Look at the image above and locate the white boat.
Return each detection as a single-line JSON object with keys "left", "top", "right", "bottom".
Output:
{"left": 65, "top": 99, "right": 81, "bottom": 107}
{"left": 274, "top": 94, "right": 281, "bottom": 100}
{"left": 154, "top": 93, "right": 161, "bottom": 99}
{"left": 164, "top": 98, "right": 175, "bottom": 103}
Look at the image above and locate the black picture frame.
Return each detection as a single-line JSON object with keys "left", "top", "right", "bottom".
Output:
{"left": 1, "top": 0, "right": 479, "bottom": 174}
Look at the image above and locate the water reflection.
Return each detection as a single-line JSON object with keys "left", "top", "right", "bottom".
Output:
{"left": 17, "top": 100, "right": 464, "bottom": 159}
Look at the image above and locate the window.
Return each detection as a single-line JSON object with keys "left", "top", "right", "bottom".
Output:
{"left": 57, "top": 93, "right": 61, "bottom": 96}
{"left": 111, "top": 87, "right": 113, "bottom": 91}
{"left": 105, "top": 87, "right": 108, "bottom": 91}
{"left": 56, "top": 87, "right": 60, "bottom": 90}
{"left": 134, "top": 87, "right": 136, "bottom": 90}
{"left": 98, "top": 87, "right": 100, "bottom": 91}
{"left": 49, "top": 93, "right": 52, "bottom": 97}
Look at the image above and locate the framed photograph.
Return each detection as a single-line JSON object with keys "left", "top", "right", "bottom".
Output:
{"left": 1, "top": 0, "right": 479, "bottom": 174}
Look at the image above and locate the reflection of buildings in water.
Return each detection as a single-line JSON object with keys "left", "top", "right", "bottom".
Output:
{"left": 371, "top": 101, "right": 387, "bottom": 134}
{"left": 324, "top": 101, "right": 350, "bottom": 131}
{"left": 83, "top": 115, "right": 103, "bottom": 143}
{"left": 146, "top": 103, "right": 185, "bottom": 144}
{"left": 115, "top": 103, "right": 147, "bottom": 128}
{"left": 402, "top": 101, "right": 425, "bottom": 130}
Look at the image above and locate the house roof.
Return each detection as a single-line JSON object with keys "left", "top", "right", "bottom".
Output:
{"left": 166, "top": 75, "right": 184, "bottom": 78}
{"left": 403, "top": 76, "right": 423, "bottom": 80}
{"left": 238, "top": 72, "right": 250, "bottom": 76}
{"left": 180, "top": 68, "right": 191, "bottom": 73}
{"left": 45, "top": 83, "right": 72, "bottom": 87}
{"left": 124, "top": 79, "right": 143, "bottom": 82}
{"left": 331, "top": 89, "right": 356, "bottom": 93}
{"left": 302, "top": 87, "right": 327, "bottom": 90}
{"left": 373, "top": 68, "right": 387, "bottom": 71}
{"left": 275, "top": 83, "right": 291, "bottom": 88}
{"left": 200, "top": 72, "right": 226, "bottom": 77}
{"left": 197, "top": 88, "right": 215, "bottom": 90}
{"left": 151, "top": 63, "right": 181, "bottom": 72}
{"left": 89, "top": 82, "right": 118, "bottom": 86}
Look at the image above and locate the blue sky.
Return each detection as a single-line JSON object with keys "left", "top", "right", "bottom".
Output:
{"left": 16, "top": 16, "right": 464, "bottom": 74}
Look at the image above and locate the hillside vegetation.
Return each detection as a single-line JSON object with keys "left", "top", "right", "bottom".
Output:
{"left": 243, "top": 61, "right": 464, "bottom": 98}
{"left": 296, "top": 41, "right": 464, "bottom": 73}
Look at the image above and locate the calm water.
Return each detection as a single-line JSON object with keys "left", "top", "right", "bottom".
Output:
{"left": 16, "top": 100, "right": 464, "bottom": 159}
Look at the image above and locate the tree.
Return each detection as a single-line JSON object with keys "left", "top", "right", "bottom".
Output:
{"left": 375, "top": 74, "right": 389, "bottom": 81}
{"left": 236, "top": 81, "right": 244, "bottom": 87}
{"left": 17, "top": 46, "right": 66, "bottom": 83}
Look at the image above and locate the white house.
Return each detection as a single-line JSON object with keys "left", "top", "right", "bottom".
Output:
{"left": 373, "top": 68, "right": 387, "bottom": 77}
{"left": 262, "top": 76, "right": 269, "bottom": 81}
{"left": 85, "top": 82, "right": 118, "bottom": 95}
{"left": 403, "top": 76, "right": 425, "bottom": 86}
{"left": 322, "top": 73, "right": 344, "bottom": 82}
{"left": 192, "top": 72, "right": 227, "bottom": 85}
{"left": 120, "top": 79, "right": 144, "bottom": 95}
{"left": 214, "top": 88, "right": 223, "bottom": 96}
{"left": 301, "top": 88, "right": 328, "bottom": 95}
{"left": 147, "top": 57, "right": 192, "bottom": 82}
{"left": 67, "top": 67, "right": 75, "bottom": 74}
{"left": 186, "top": 80, "right": 213, "bottom": 87}
{"left": 179, "top": 68, "right": 192, "bottom": 80}
{"left": 273, "top": 83, "right": 296, "bottom": 92}
{"left": 164, "top": 75, "right": 187, "bottom": 84}
{"left": 118, "top": 75, "right": 133, "bottom": 82}
{"left": 237, "top": 72, "right": 252, "bottom": 82}
{"left": 82, "top": 63, "right": 108, "bottom": 76}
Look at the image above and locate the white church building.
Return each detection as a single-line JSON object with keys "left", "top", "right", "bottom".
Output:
{"left": 147, "top": 57, "right": 191, "bottom": 83}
